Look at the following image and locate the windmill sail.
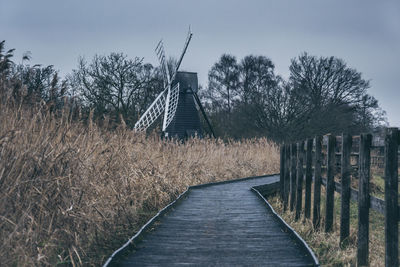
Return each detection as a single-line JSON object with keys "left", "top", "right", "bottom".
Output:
{"left": 155, "top": 40, "right": 171, "bottom": 86}
{"left": 162, "top": 28, "right": 192, "bottom": 131}
{"left": 171, "top": 28, "right": 193, "bottom": 82}
{"left": 164, "top": 83, "right": 180, "bottom": 128}
{"left": 155, "top": 40, "right": 174, "bottom": 132}
{"left": 134, "top": 27, "right": 195, "bottom": 134}
{"left": 134, "top": 88, "right": 167, "bottom": 131}
{"left": 134, "top": 83, "right": 180, "bottom": 132}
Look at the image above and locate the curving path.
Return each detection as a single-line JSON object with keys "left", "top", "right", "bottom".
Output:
{"left": 116, "top": 175, "right": 317, "bottom": 266}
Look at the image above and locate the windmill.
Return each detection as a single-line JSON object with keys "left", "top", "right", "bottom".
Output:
{"left": 134, "top": 28, "right": 215, "bottom": 139}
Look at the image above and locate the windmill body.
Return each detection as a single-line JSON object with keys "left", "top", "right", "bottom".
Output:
{"left": 165, "top": 71, "right": 202, "bottom": 139}
{"left": 134, "top": 29, "right": 214, "bottom": 139}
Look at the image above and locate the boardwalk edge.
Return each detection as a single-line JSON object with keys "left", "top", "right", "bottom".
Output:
{"left": 252, "top": 185, "right": 320, "bottom": 266}
{"left": 103, "top": 173, "right": 278, "bottom": 266}
{"left": 190, "top": 173, "right": 280, "bottom": 189}
{"left": 102, "top": 188, "right": 191, "bottom": 266}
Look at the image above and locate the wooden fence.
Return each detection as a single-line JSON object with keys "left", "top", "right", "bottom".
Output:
{"left": 279, "top": 128, "right": 399, "bottom": 267}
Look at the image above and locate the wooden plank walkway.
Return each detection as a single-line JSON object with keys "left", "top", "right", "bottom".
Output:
{"left": 116, "top": 175, "right": 317, "bottom": 266}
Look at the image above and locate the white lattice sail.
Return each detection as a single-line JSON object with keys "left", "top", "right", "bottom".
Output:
{"left": 134, "top": 27, "right": 192, "bottom": 133}
{"left": 134, "top": 83, "right": 180, "bottom": 132}
{"left": 155, "top": 40, "right": 170, "bottom": 86}
{"left": 164, "top": 83, "right": 180, "bottom": 129}
{"left": 134, "top": 88, "right": 167, "bottom": 132}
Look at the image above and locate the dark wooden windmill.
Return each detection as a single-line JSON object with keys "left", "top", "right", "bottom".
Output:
{"left": 134, "top": 29, "right": 215, "bottom": 139}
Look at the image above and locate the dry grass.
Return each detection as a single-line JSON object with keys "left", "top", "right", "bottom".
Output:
{"left": 268, "top": 188, "right": 387, "bottom": 267}
{"left": 0, "top": 97, "right": 279, "bottom": 266}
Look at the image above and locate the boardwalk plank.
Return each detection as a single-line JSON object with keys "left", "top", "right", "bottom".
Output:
{"left": 117, "top": 175, "right": 316, "bottom": 266}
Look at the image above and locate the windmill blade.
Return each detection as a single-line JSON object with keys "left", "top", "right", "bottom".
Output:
{"left": 137, "top": 28, "right": 193, "bottom": 133}
{"left": 162, "top": 83, "right": 180, "bottom": 131}
{"left": 134, "top": 87, "right": 168, "bottom": 132}
{"left": 155, "top": 40, "right": 171, "bottom": 86}
{"left": 171, "top": 27, "right": 193, "bottom": 82}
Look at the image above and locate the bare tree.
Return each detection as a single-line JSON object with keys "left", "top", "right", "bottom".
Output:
{"left": 203, "top": 54, "right": 286, "bottom": 139}
{"left": 71, "top": 53, "right": 163, "bottom": 127}
{"left": 355, "top": 94, "right": 387, "bottom": 130}
{"left": 236, "top": 55, "right": 287, "bottom": 139}
{"left": 288, "top": 52, "right": 383, "bottom": 139}
{"left": 207, "top": 54, "right": 240, "bottom": 114}
{"left": 16, "top": 64, "right": 66, "bottom": 104}
{"left": 240, "top": 55, "right": 276, "bottom": 103}
{"left": 290, "top": 53, "right": 369, "bottom": 109}
{"left": 203, "top": 52, "right": 385, "bottom": 141}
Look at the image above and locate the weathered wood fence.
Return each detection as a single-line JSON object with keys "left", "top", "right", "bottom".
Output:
{"left": 279, "top": 128, "right": 399, "bottom": 267}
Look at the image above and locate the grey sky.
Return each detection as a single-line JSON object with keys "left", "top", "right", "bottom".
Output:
{"left": 1, "top": 0, "right": 399, "bottom": 126}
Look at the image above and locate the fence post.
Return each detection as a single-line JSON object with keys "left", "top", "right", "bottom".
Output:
{"left": 340, "top": 134, "right": 352, "bottom": 245}
{"left": 305, "top": 138, "right": 313, "bottom": 219}
{"left": 280, "top": 145, "right": 285, "bottom": 201}
{"left": 384, "top": 128, "right": 398, "bottom": 267}
{"left": 283, "top": 145, "right": 290, "bottom": 211}
{"left": 290, "top": 143, "right": 297, "bottom": 212}
{"left": 313, "top": 136, "right": 322, "bottom": 229}
{"left": 357, "top": 133, "right": 372, "bottom": 266}
{"left": 295, "top": 141, "right": 305, "bottom": 221}
{"left": 325, "top": 135, "right": 336, "bottom": 232}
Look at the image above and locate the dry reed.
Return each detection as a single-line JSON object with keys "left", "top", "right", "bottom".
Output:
{"left": 268, "top": 188, "right": 385, "bottom": 266}
{"left": 0, "top": 97, "right": 279, "bottom": 266}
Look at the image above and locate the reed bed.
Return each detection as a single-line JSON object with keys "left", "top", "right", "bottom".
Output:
{"left": 268, "top": 188, "right": 385, "bottom": 266}
{"left": 0, "top": 98, "right": 279, "bottom": 266}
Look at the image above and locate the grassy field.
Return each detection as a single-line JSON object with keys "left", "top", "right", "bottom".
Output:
{"left": 0, "top": 97, "right": 279, "bottom": 266}
{"left": 268, "top": 185, "right": 391, "bottom": 266}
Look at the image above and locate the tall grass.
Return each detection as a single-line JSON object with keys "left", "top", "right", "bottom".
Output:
{"left": 0, "top": 97, "right": 279, "bottom": 266}
{"left": 268, "top": 188, "right": 386, "bottom": 266}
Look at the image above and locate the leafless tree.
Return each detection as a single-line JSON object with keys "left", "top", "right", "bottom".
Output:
{"left": 203, "top": 52, "right": 385, "bottom": 141}
{"left": 71, "top": 53, "right": 163, "bottom": 127}
{"left": 288, "top": 52, "right": 384, "bottom": 139}
{"left": 207, "top": 54, "right": 240, "bottom": 114}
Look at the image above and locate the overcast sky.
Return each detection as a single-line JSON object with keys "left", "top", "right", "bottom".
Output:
{"left": 1, "top": 0, "right": 399, "bottom": 126}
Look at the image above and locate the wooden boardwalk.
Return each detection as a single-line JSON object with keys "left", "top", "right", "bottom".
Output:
{"left": 114, "top": 175, "right": 317, "bottom": 266}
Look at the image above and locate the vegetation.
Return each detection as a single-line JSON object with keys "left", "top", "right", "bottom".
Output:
{"left": 0, "top": 94, "right": 279, "bottom": 266}
{"left": 268, "top": 189, "right": 387, "bottom": 266}
{"left": 202, "top": 53, "right": 386, "bottom": 141}
{"left": 0, "top": 39, "right": 389, "bottom": 265}
{"left": 70, "top": 53, "right": 164, "bottom": 127}
{"left": 1, "top": 40, "right": 386, "bottom": 142}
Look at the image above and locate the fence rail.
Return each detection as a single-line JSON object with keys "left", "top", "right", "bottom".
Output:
{"left": 279, "top": 128, "right": 399, "bottom": 267}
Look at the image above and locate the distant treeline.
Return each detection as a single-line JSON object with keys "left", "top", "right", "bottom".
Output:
{"left": 0, "top": 40, "right": 386, "bottom": 142}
